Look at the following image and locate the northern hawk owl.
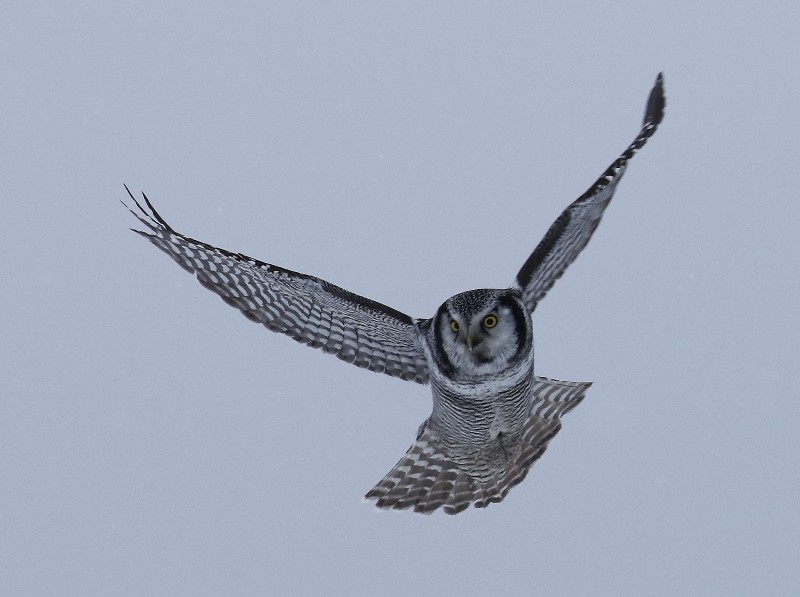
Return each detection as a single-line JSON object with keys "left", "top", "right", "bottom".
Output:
{"left": 125, "top": 74, "right": 665, "bottom": 514}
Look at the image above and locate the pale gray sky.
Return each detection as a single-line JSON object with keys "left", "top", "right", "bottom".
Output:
{"left": 2, "top": 2, "right": 798, "bottom": 595}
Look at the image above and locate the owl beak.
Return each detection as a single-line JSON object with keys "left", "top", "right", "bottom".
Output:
{"left": 466, "top": 335, "right": 474, "bottom": 351}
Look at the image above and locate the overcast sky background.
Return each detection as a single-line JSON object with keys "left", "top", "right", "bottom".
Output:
{"left": 2, "top": 2, "right": 798, "bottom": 595}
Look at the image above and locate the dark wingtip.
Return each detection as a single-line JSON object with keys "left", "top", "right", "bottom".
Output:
{"left": 121, "top": 185, "right": 175, "bottom": 233}
{"left": 643, "top": 72, "right": 666, "bottom": 127}
{"left": 120, "top": 184, "right": 135, "bottom": 209}
{"left": 140, "top": 191, "right": 172, "bottom": 230}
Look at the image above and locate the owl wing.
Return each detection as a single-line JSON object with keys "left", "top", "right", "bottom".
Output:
{"left": 516, "top": 73, "right": 665, "bottom": 313}
{"left": 365, "top": 376, "right": 589, "bottom": 514}
{"left": 124, "top": 189, "right": 429, "bottom": 384}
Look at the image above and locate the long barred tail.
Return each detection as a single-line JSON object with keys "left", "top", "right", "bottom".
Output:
{"left": 530, "top": 376, "right": 591, "bottom": 419}
{"left": 365, "top": 377, "right": 590, "bottom": 515}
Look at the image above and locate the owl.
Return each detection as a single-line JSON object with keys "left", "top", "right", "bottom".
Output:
{"left": 125, "top": 74, "right": 665, "bottom": 514}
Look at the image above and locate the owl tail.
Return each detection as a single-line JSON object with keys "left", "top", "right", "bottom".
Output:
{"left": 364, "top": 376, "right": 590, "bottom": 515}
{"left": 530, "top": 376, "right": 592, "bottom": 419}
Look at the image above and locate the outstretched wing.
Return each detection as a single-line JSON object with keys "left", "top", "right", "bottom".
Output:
{"left": 516, "top": 73, "right": 666, "bottom": 313}
{"left": 124, "top": 189, "right": 429, "bottom": 384}
{"left": 365, "top": 376, "right": 590, "bottom": 514}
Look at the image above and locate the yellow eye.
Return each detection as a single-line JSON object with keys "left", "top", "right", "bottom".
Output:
{"left": 482, "top": 314, "right": 498, "bottom": 329}
{"left": 450, "top": 320, "right": 459, "bottom": 333}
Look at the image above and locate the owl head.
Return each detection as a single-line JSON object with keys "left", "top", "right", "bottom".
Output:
{"left": 430, "top": 288, "right": 531, "bottom": 377}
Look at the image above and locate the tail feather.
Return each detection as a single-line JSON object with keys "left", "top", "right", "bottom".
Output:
{"left": 531, "top": 376, "right": 591, "bottom": 419}
{"left": 366, "top": 377, "right": 589, "bottom": 514}
{"left": 366, "top": 414, "right": 564, "bottom": 515}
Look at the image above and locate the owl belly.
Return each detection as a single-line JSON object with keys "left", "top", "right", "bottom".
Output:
{"left": 431, "top": 371, "right": 534, "bottom": 451}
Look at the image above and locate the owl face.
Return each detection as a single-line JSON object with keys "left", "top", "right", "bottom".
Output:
{"left": 432, "top": 289, "right": 530, "bottom": 377}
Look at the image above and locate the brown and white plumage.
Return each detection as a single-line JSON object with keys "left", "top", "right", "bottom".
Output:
{"left": 125, "top": 74, "right": 665, "bottom": 514}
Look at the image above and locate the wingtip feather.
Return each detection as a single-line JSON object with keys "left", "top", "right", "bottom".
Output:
{"left": 644, "top": 72, "right": 666, "bottom": 127}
